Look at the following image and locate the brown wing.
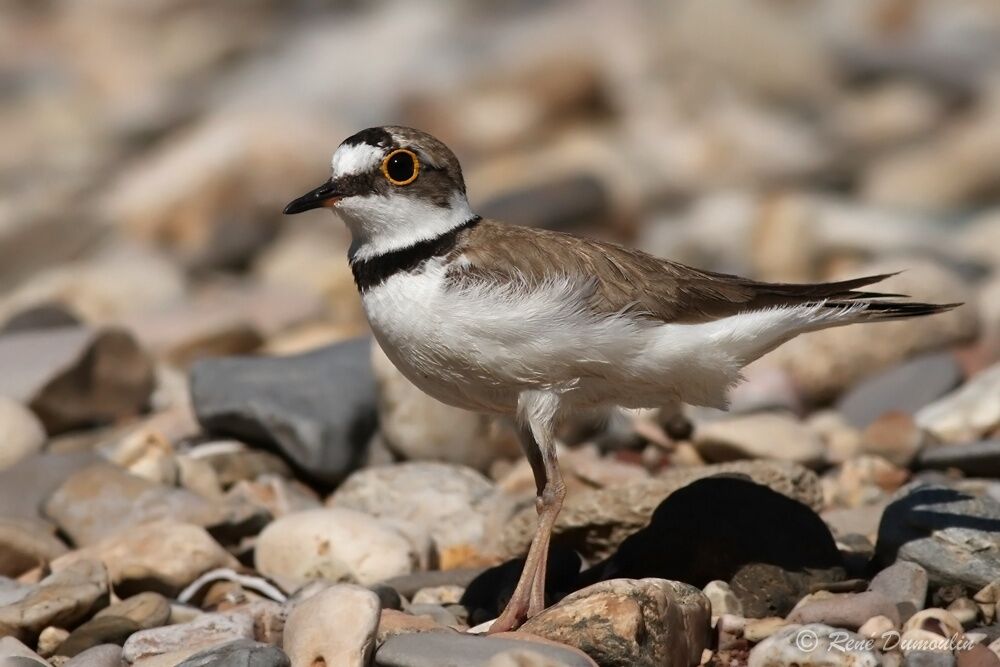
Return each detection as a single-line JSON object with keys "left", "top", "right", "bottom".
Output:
{"left": 447, "top": 220, "right": 905, "bottom": 324}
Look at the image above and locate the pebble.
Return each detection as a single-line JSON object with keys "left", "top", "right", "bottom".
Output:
{"left": 63, "top": 644, "right": 123, "bottom": 667}
{"left": 376, "top": 609, "right": 450, "bottom": 643}
{"left": 861, "top": 412, "right": 928, "bottom": 468}
{"left": 0, "top": 559, "right": 109, "bottom": 642}
{"left": 918, "top": 441, "right": 1000, "bottom": 477}
{"left": 835, "top": 353, "right": 963, "bottom": 429}
{"left": 52, "top": 519, "right": 237, "bottom": 597}
{"left": 916, "top": 364, "right": 1000, "bottom": 444}
{"left": 869, "top": 561, "right": 929, "bottom": 623}
{"left": 693, "top": 412, "right": 824, "bottom": 468}
{"left": 0, "top": 518, "right": 68, "bottom": 578}
{"left": 283, "top": 584, "right": 379, "bottom": 667}
{"left": 122, "top": 612, "right": 255, "bottom": 666}
{"left": 0, "top": 398, "right": 46, "bottom": 471}
{"left": 0, "top": 636, "right": 52, "bottom": 667}
{"left": 520, "top": 578, "right": 711, "bottom": 667}
{"left": 38, "top": 626, "right": 70, "bottom": 657}
{"left": 95, "top": 592, "right": 171, "bottom": 630}
{"left": 0, "top": 327, "right": 155, "bottom": 435}
{"left": 190, "top": 337, "right": 378, "bottom": 486}
{"left": 175, "top": 639, "right": 290, "bottom": 667}
{"left": 703, "top": 580, "right": 743, "bottom": 618}
{"left": 54, "top": 615, "right": 140, "bottom": 657}
{"left": 255, "top": 508, "right": 419, "bottom": 586}
{"left": 329, "top": 462, "right": 496, "bottom": 565}
{"left": 747, "top": 623, "right": 879, "bottom": 667}
{"left": 0, "top": 451, "right": 100, "bottom": 522}
{"left": 375, "top": 633, "right": 597, "bottom": 667}
{"left": 786, "top": 591, "right": 900, "bottom": 630}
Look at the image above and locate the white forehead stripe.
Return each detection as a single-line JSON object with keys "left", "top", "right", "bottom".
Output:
{"left": 331, "top": 143, "right": 383, "bottom": 177}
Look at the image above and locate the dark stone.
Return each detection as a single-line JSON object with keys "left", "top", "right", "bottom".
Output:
{"left": 175, "top": 639, "right": 290, "bottom": 667}
{"left": 1, "top": 303, "right": 81, "bottom": 334}
{"left": 56, "top": 615, "right": 141, "bottom": 657}
{"left": 461, "top": 545, "right": 581, "bottom": 627}
{"left": 580, "top": 477, "right": 843, "bottom": 617}
{"left": 478, "top": 174, "right": 612, "bottom": 232}
{"left": 0, "top": 327, "right": 155, "bottom": 435}
{"left": 905, "top": 650, "right": 957, "bottom": 667}
{"left": 190, "top": 336, "right": 377, "bottom": 487}
{"left": 63, "top": 644, "right": 123, "bottom": 667}
{"left": 917, "top": 441, "right": 1000, "bottom": 477}
{"left": 369, "top": 583, "right": 403, "bottom": 611}
{"left": 836, "top": 353, "right": 962, "bottom": 428}
{"left": 875, "top": 483, "right": 1000, "bottom": 588}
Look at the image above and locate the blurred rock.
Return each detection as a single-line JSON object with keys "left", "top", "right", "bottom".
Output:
{"left": 0, "top": 327, "right": 155, "bottom": 434}
{"left": 693, "top": 412, "right": 824, "bottom": 467}
{"left": 823, "top": 455, "right": 908, "bottom": 509}
{"left": 869, "top": 561, "right": 929, "bottom": 623}
{"left": 830, "top": 80, "right": 945, "bottom": 151}
{"left": 176, "top": 639, "right": 290, "bottom": 667}
{"left": 520, "top": 578, "right": 710, "bottom": 667}
{"left": 0, "top": 636, "right": 51, "bottom": 667}
{"left": 95, "top": 593, "right": 171, "bottom": 631}
{"left": 918, "top": 441, "right": 1000, "bottom": 477}
{"left": 255, "top": 508, "right": 419, "bottom": 587}
{"left": 122, "top": 612, "right": 255, "bottom": 667}
{"left": 375, "top": 609, "right": 450, "bottom": 644}
{"left": 63, "top": 644, "right": 123, "bottom": 667}
{"left": 747, "top": 623, "right": 878, "bottom": 667}
{"left": 704, "top": 580, "right": 743, "bottom": 618}
{"left": 860, "top": 412, "right": 927, "bottom": 468}
{"left": 52, "top": 519, "right": 237, "bottom": 598}
{"left": 44, "top": 463, "right": 261, "bottom": 547}
{"left": 766, "top": 261, "right": 977, "bottom": 404}
{"left": 500, "top": 460, "right": 821, "bottom": 561}
{"left": 0, "top": 398, "right": 45, "bottom": 471}
{"left": 190, "top": 337, "right": 377, "bottom": 487}
{"left": 283, "top": 585, "right": 379, "bottom": 667}
{"left": 0, "top": 518, "right": 67, "bottom": 578}
{"left": 0, "top": 303, "right": 81, "bottom": 334}
{"left": 0, "top": 451, "right": 100, "bottom": 522}
{"left": 836, "top": 353, "right": 964, "bottom": 429}
{"left": 786, "top": 591, "right": 900, "bottom": 630}
{"left": 329, "top": 462, "right": 496, "bottom": 567}
{"left": 916, "top": 364, "right": 1000, "bottom": 444}
{"left": 809, "top": 410, "right": 864, "bottom": 465}
{"left": 0, "top": 559, "right": 109, "bottom": 642}
{"left": 375, "top": 632, "right": 597, "bottom": 667}
{"left": 225, "top": 475, "right": 322, "bottom": 519}
{"left": 371, "top": 346, "right": 520, "bottom": 472}
{"left": 54, "top": 616, "right": 141, "bottom": 658}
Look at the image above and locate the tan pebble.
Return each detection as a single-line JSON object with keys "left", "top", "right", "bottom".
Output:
{"left": 37, "top": 626, "right": 70, "bottom": 657}
{"left": 744, "top": 617, "right": 787, "bottom": 642}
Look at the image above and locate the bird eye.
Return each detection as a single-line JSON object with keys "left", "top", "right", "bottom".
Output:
{"left": 381, "top": 149, "right": 420, "bottom": 186}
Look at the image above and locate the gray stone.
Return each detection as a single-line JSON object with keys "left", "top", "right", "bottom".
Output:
{"left": 836, "top": 353, "right": 963, "bottom": 428}
{"left": 63, "top": 644, "right": 123, "bottom": 667}
{"left": 190, "top": 336, "right": 377, "bottom": 486}
{"left": 917, "top": 363, "right": 1000, "bottom": 444}
{"left": 917, "top": 441, "right": 1000, "bottom": 477}
{"left": 0, "top": 518, "right": 68, "bottom": 577}
{"left": 176, "top": 639, "right": 290, "bottom": 667}
{"left": 0, "top": 397, "right": 46, "bottom": 471}
{"left": 0, "top": 559, "right": 109, "bottom": 642}
{"left": 55, "top": 615, "right": 140, "bottom": 657}
{"left": 0, "top": 451, "right": 100, "bottom": 522}
{"left": 375, "top": 633, "right": 597, "bottom": 667}
{"left": 122, "top": 612, "right": 255, "bottom": 665}
{"left": 693, "top": 412, "right": 824, "bottom": 467}
{"left": 0, "top": 327, "right": 155, "bottom": 435}
{"left": 520, "top": 578, "right": 710, "bottom": 667}
{"left": 906, "top": 651, "right": 956, "bottom": 667}
{"left": 869, "top": 561, "right": 929, "bottom": 622}
{"left": 748, "top": 624, "right": 879, "bottom": 667}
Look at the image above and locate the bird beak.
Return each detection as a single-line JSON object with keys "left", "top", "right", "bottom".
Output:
{"left": 283, "top": 179, "right": 343, "bottom": 215}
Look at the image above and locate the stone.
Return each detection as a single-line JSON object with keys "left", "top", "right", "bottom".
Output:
{"left": 55, "top": 615, "right": 141, "bottom": 657}
{"left": 0, "top": 559, "right": 109, "bottom": 642}
{"left": 0, "top": 398, "right": 46, "bottom": 471}
{"left": 122, "top": 612, "right": 255, "bottom": 666}
{"left": 375, "top": 633, "right": 597, "bottom": 667}
{"left": 38, "top": 626, "right": 70, "bottom": 658}
{"left": 869, "top": 561, "right": 929, "bottom": 623}
{"left": 283, "top": 584, "right": 379, "bottom": 667}
{"left": 412, "top": 585, "right": 464, "bottom": 606}
{"left": 187, "top": 443, "right": 292, "bottom": 489}
{"left": 584, "top": 477, "right": 843, "bottom": 618}
{"left": 766, "top": 260, "right": 977, "bottom": 403}
{"left": 499, "top": 460, "right": 822, "bottom": 561}
{"left": 53, "top": 520, "right": 236, "bottom": 597}
{"left": 225, "top": 475, "right": 323, "bottom": 519}
{"left": 329, "top": 462, "right": 497, "bottom": 559}
{"left": 858, "top": 614, "right": 896, "bottom": 639}
{"left": 948, "top": 598, "right": 980, "bottom": 628}
{"left": 861, "top": 412, "right": 928, "bottom": 468}
{"left": 876, "top": 484, "right": 1000, "bottom": 587}
{"left": 693, "top": 413, "right": 824, "bottom": 468}
{"left": 255, "top": 508, "right": 418, "bottom": 586}
{"left": 175, "top": 639, "right": 290, "bottom": 667}
{"left": 190, "top": 337, "right": 377, "bottom": 487}
{"left": 43, "top": 463, "right": 260, "bottom": 547}
{"left": 917, "top": 364, "right": 1000, "bottom": 444}
{"left": 95, "top": 593, "right": 171, "bottom": 630}
{"left": 0, "top": 451, "right": 100, "bottom": 522}
{"left": 380, "top": 569, "right": 485, "bottom": 599}
{"left": 902, "top": 609, "right": 964, "bottom": 652}
{"left": 823, "top": 455, "right": 908, "bottom": 509}
{"left": 0, "top": 636, "right": 51, "bottom": 666}
{"left": 918, "top": 442, "right": 1000, "bottom": 477}
{"left": 0, "top": 327, "right": 155, "bottom": 435}
{"left": 376, "top": 609, "right": 451, "bottom": 643}
{"left": 786, "top": 591, "right": 900, "bottom": 630}
{"left": 836, "top": 353, "right": 963, "bottom": 429}
{"left": 519, "top": 578, "right": 710, "bottom": 667}
{"left": 747, "top": 623, "right": 879, "bottom": 667}
{"left": 704, "top": 581, "right": 743, "bottom": 618}
{"left": 63, "top": 644, "right": 123, "bottom": 667}
{"left": 0, "top": 518, "right": 68, "bottom": 577}
{"left": 1, "top": 303, "right": 81, "bottom": 334}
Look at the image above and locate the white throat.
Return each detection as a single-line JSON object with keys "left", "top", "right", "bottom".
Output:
{"left": 336, "top": 191, "right": 475, "bottom": 261}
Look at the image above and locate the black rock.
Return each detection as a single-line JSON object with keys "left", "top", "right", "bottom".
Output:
{"left": 0, "top": 303, "right": 81, "bottom": 334}
{"left": 835, "top": 352, "right": 962, "bottom": 429}
{"left": 175, "top": 639, "right": 290, "bottom": 667}
{"left": 581, "top": 476, "right": 844, "bottom": 617}
{"left": 190, "top": 337, "right": 378, "bottom": 487}
{"left": 917, "top": 441, "right": 1000, "bottom": 477}
{"left": 461, "top": 545, "right": 581, "bottom": 627}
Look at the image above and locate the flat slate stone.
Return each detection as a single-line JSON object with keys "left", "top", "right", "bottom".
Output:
{"left": 175, "top": 639, "right": 290, "bottom": 667}
{"left": 917, "top": 441, "right": 1000, "bottom": 476}
{"left": 375, "top": 632, "right": 596, "bottom": 667}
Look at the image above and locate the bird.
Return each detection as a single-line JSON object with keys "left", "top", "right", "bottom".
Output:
{"left": 284, "top": 125, "right": 958, "bottom": 632}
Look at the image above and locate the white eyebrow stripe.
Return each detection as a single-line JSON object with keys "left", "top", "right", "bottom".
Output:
{"left": 331, "top": 143, "right": 383, "bottom": 177}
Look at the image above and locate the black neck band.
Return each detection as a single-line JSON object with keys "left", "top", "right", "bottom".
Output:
{"left": 351, "top": 216, "right": 481, "bottom": 292}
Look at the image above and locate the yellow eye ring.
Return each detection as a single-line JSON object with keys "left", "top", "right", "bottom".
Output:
{"left": 381, "top": 149, "right": 420, "bottom": 186}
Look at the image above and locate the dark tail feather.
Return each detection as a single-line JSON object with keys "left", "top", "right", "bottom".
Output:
{"left": 823, "top": 299, "right": 962, "bottom": 321}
